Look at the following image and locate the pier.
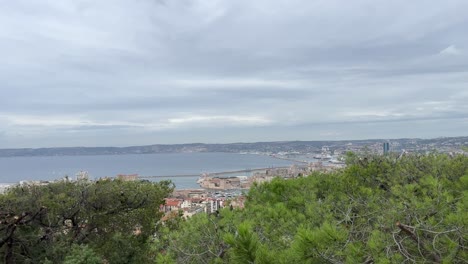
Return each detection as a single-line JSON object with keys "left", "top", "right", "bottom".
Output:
{"left": 268, "top": 155, "right": 309, "bottom": 164}
{"left": 137, "top": 166, "right": 290, "bottom": 179}
{"left": 138, "top": 174, "right": 200, "bottom": 178}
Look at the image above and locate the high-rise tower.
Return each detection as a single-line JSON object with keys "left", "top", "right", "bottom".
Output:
{"left": 383, "top": 142, "right": 390, "bottom": 154}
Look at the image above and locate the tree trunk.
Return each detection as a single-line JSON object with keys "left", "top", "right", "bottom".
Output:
{"left": 5, "top": 237, "right": 14, "bottom": 264}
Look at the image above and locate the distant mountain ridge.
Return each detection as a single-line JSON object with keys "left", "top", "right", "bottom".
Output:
{"left": 0, "top": 136, "right": 467, "bottom": 157}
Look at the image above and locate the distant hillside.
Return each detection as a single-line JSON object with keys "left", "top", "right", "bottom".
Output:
{"left": 0, "top": 136, "right": 467, "bottom": 157}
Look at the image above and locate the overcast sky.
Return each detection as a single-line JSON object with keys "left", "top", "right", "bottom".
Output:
{"left": 1, "top": 0, "right": 467, "bottom": 148}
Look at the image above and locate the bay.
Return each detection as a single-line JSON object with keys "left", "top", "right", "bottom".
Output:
{"left": 0, "top": 153, "right": 296, "bottom": 189}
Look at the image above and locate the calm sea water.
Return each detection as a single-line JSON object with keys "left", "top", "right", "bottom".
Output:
{"left": 0, "top": 153, "right": 295, "bottom": 189}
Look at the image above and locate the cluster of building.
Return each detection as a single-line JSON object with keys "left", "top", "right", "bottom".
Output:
{"left": 159, "top": 161, "right": 347, "bottom": 219}
{"left": 198, "top": 175, "right": 249, "bottom": 189}
{"left": 197, "top": 161, "right": 345, "bottom": 190}
{"left": 0, "top": 184, "right": 11, "bottom": 194}
{"left": 160, "top": 189, "right": 246, "bottom": 219}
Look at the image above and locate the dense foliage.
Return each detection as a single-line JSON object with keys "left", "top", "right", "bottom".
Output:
{"left": 0, "top": 179, "right": 173, "bottom": 263}
{"left": 161, "top": 153, "right": 467, "bottom": 263}
{"left": 1, "top": 153, "right": 467, "bottom": 263}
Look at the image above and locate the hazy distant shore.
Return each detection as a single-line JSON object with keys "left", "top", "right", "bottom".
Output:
{"left": 1, "top": 136, "right": 467, "bottom": 157}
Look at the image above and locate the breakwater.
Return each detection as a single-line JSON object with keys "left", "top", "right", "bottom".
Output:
{"left": 137, "top": 166, "right": 290, "bottom": 179}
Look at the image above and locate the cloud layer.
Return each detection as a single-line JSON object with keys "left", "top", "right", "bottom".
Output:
{"left": 1, "top": 0, "right": 468, "bottom": 147}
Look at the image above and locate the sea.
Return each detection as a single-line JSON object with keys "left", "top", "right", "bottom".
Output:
{"left": 0, "top": 153, "right": 297, "bottom": 189}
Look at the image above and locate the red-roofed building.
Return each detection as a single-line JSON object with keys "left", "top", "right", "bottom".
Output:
{"left": 161, "top": 198, "right": 183, "bottom": 213}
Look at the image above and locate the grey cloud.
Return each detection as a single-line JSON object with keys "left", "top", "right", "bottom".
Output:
{"left": 0, "top": 86, "right": 306, "bottom": 116}
{"left": 66, "top": 124, "right": 144, "bottom": 131}
{"left": 0, "top": 0, "right": 467, "bottom": 147}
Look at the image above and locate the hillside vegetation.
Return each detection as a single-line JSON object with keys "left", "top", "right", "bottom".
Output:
{"left": 161, "top": 153, "right": 467, "bottom": 263}
{"left": 0, "top": 179, "right": 173, "bottom": 263}
{"left": 1, "top": 153, "right": 467, "bottom": 263}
